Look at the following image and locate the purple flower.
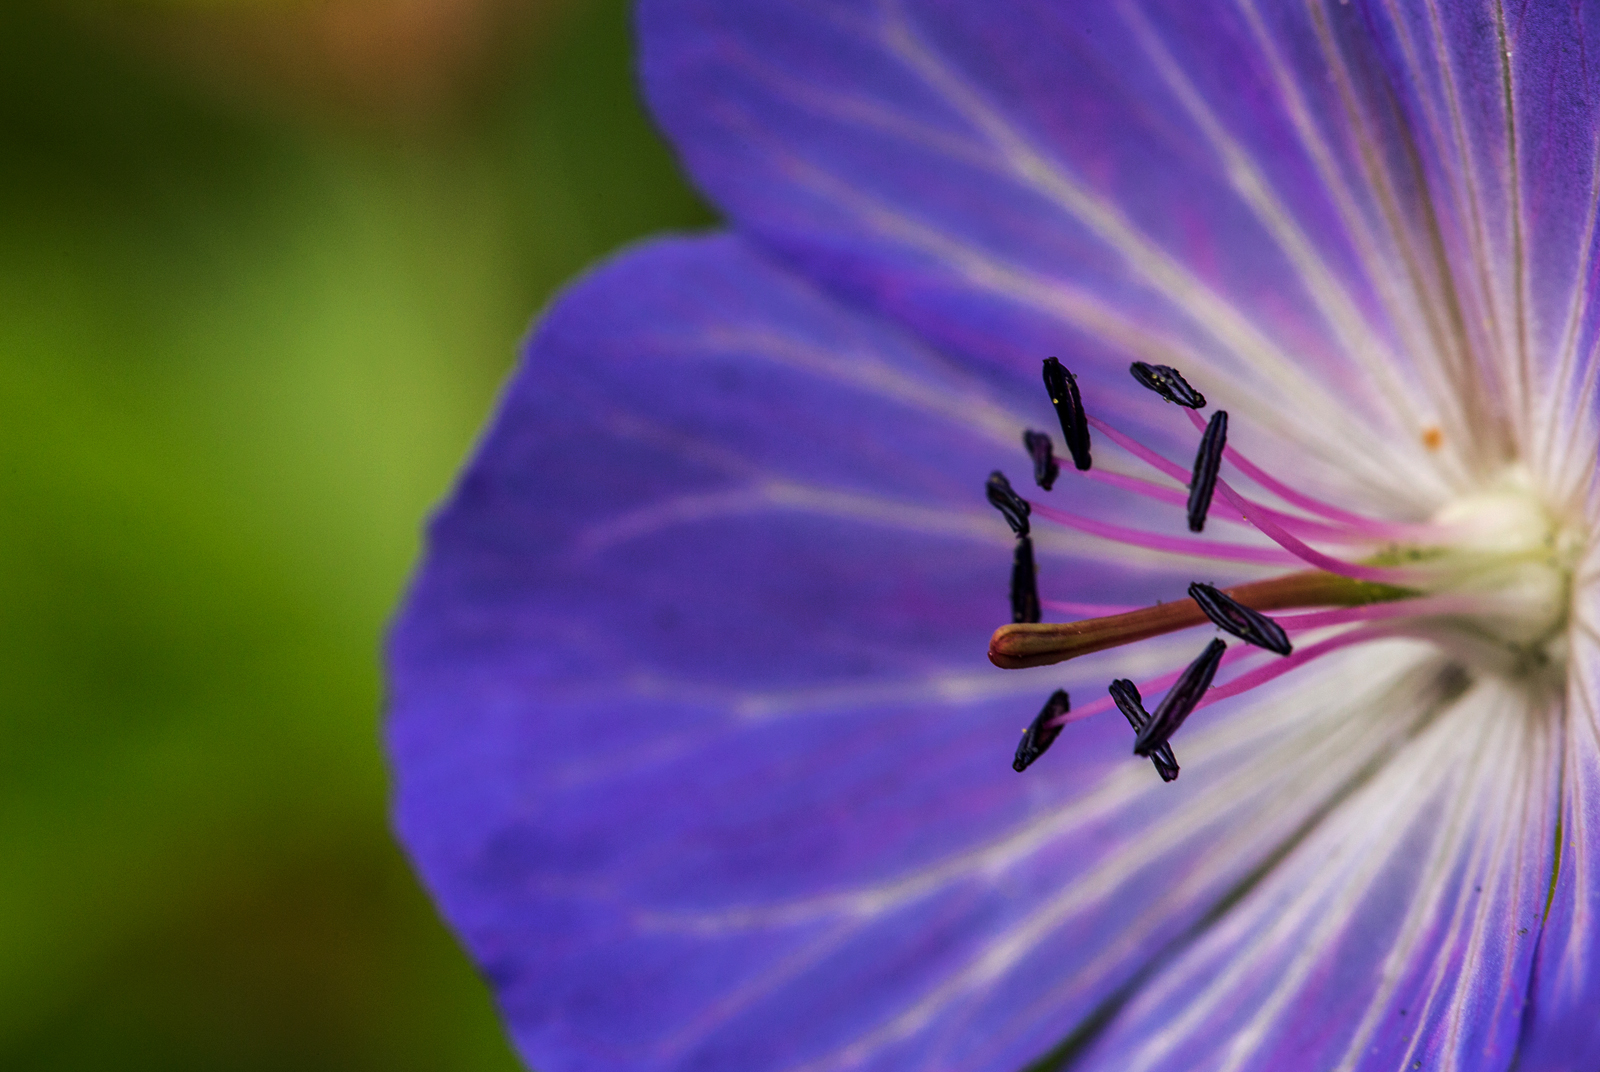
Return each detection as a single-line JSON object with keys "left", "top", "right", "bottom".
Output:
{"left": 386, "top": 3, "right": 1600, "bottom": 1070}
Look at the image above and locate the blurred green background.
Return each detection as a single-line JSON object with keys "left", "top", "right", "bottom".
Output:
{"left": 0, "top": 0, "right": 710, "bottom": 1066}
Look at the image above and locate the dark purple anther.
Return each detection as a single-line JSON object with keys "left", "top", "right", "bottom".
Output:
{"left": 1187, "top": 410, "right": 1228, "bottom": 532}
{"left": 1042, "top": 357, "right": 1092, "bottom": 471}
{"left": 1011, "top": 536, "right": 1041, "bottom": 624}
{"left": 1135, "top": 638, "right": 1226, "bottom": 755}
{"left": 1129, "top": 362, "right": 1207, "bottom": 408}
{"left": 1013, "top": 689, "right": 1069, "bottom": 771}
{"left": 1189, "top": 582, "right": 1292, "bottom": 655}
{"left": 1109, "top": 678, "right": 1180, "bottom": 782}
{"left": 1023, "top": 429, "right": 1060, "bottom": 490}
{"left": 986, "top": 470, "right": 1031, "bottom": 536}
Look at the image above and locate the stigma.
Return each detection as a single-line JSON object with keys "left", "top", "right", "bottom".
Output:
{"left": 989, "top": 359, "right": 1580, "bottom": 778}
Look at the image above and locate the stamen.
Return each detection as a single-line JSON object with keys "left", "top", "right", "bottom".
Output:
{"left": 986, "top": 364, "right": 1494, "bottom": 782}
{"left": 1092, "top": 398, "right": 1442, "bottom": 550}
{"left": 1060, "top": 644, "right": 1259, "bottom": 726}
{"left": 1210, "top": 480, "right": 1435, "bottom": 585}
{"left": 990, "top": 568, "right": 1411, "bottom": 669}
{"left": 1085, "top": 467, "right": 1386, "bottom": 545}
{"left": 1188, "top": 582, "right": 1292, "bottom": 655}
{"left": 1011, "top": 536, "right": 1041, "bottom": 624}
{"left": 1189, "top": 624, "right": 1401, "bottom": 712}
{"left": 1087, "top": 414, "right": 1189, "bottom": 483}
{"left": 1013, "top": 689, "right": 1068, "bottom": 771}
{"left": 1108, "top": 677, "right": 1145, "bottom": 720}
{"left": 1023, "top": 429, "right": 1061, "bottom": 490}
{"left": 1134, "top": 637, "right": 1226, "bottom": 755}
{"left": 1109, "top": 679, "right": 1180, "bottom": 781}
{"left": 986, "top": 470, "right": 1031, "bottom": 536}
{"left": 1042, "top": 358, "right": 1092, "bottom": 471}
{"left": 1274, "top": 593, "right": 1484, "bottom": 631}
{"left": 1181, "top": 409, "right": 1437, "bottom": 540}
{"left": 1129, "top": 361, "right": 1207, "bottom": 408}
{"left": 1028, "top": 500, "right": 1301, "bottom": 566}
{"left": 1094, "top": 411, "right": 1431, "bottom": 585}
{"left": 1187, "top": 410, "right": 1228, "bottom": 532}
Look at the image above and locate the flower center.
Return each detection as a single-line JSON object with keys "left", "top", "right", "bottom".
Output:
{"left": 995, "top": 359, "right": 1583, "bottom": 778}
{"left": 1419, "top": 468, "right": 1578, "bottom": 655}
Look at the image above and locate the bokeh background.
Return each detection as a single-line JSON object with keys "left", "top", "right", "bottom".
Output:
{"left": 0, "top": 0, "right": 710, "bottom": 1065}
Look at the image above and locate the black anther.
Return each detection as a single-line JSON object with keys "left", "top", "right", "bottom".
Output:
{"left": 1129, "top": 362, "right": 1207, "bottom": 408}
{"left": 1187, "top": 410, "right": 1228, "bottom": 532}
{"left": 1023, "top": 430, "right": 1060, "bottom": 491}
{"left": 1189, "top": 582, "right": 1292, "bottom": 656}
{"left": 1134, "top": 638, "right": 1227, "bottom": 755}
{"left": 1011, "top": 536, "right": 1041, "bottom": 624}
{"left": 1109, "top": 678, "right": 1180, "bottom": 782}
{"left": 1042, "top": 357, "right": 1092, "bottom": 471}
{"left": 1014, "top": 689, "right": 1069, "bottom": 771}
{"left": 986, "top": 471, "right": 1031, "bottom": 536}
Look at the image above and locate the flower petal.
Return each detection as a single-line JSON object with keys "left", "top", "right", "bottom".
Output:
{"left": 1516, "top": 553, "right": 1600, "bottom": 1069}
{"left": 387, "top": 235, "right": 1439, "bottom": 1072}
{"left": 1349, "top": 1, "right": 1600, "bottom": 515}
{"left": 1075, "top": 663, "right": 1561, "bottom": 1072}
{"left": 639, "top": 0, "right": 1600, "bottom": 508}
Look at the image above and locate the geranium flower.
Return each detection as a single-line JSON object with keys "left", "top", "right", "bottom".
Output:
{"left": 385, "top": 2, "right": 1600, "bottom": 1070}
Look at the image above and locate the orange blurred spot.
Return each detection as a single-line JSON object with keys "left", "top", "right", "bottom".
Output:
{"left": 105, "top": 0, "right": 560, "bottom": 131}
{"left": 1422, "top": 426, "right": 1443, "bottom": 450}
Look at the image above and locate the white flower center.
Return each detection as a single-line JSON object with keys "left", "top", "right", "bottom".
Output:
{"left": 1423, "top": 467, "right": 1582, "bottom": 674}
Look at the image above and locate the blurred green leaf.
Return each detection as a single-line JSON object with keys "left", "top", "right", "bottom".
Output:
{"left": 0, "top": 0, "right": 712, "bottom": 1067}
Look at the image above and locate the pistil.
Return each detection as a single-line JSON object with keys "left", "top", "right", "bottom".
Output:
{"left": 989, "top": 569, "right": 1414, "bottom": 669}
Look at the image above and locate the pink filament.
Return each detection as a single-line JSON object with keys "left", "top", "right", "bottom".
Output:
{"left": 1087, "top": 416, "right": 1405, "bottom": 547}
{"left": 1086, "top": 415, "right": 1189, "bottom": 482}
{"left": 1085, "top": 468, "right": 1189, "bottom": 508}
{"left": 1182, "top": 409, "right": 1434, "bottom": 540}
{"left": 1083, "top": 468, "right": 1369, "bottom": 546}
{"left": 1275, "top": 593, "right": 1481, "bottom": 630}
{"left": 1084, "top": 468, "right": 1337, "bottom": 543}
{"left": 1190, "top": 625, "right": 1404, "bottom": 713}
{"left": 1048, "top": 643, "right": 1261, "bottom": 728}
{"left": 1040, "top": 599, "right": 1145, "bottom": 617}
{"left": 1028, "top": 501, "right": 1301, "bottom": 565}
{"left": 1210, "top": 482, "right": 1432, "bottom": 585}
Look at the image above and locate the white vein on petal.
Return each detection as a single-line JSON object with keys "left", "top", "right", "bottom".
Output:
{"left": 1534, "top": 131, "right": 1600, "bottom": 499}
{"left": 871, "top": 2, "right": 1352, "bottom": 419}
{"left": 682, "top": 325, "right": 1026, "bottom": 449}
{"left": 769, "top": 646, "right": 1446, "bottom": 1072}
{"left": 639, "top": 645, "right": 1429, "bottom": 931}
{"left": 1305, "top": 0, "right": 1513, "bottom": 477}
{"left": 1234, "top": 0, "right": 1472, "bottom": 491}
{"left": 1380, "top": 685, "right": 1552, "bottom": 1072}
{"left": 1545, "top": 628, "right": 1600, "bottom": 1003}
{"left": 654, "top": 921, "right": 870, "bottom": 1063}
{"left": 765, "top": 147, "right": 1424, "bottom": 507}
{"left": 1395, "top": 0, "right": 1523, "bottom": 443}
{"left": 1118, "top": 0, "right": 1427, "bottom": 456}
{"left": 575, "top": 480, "right": 1007, "bottom": 557}
{"left": 1491, "top": 0, "right": 1534, "bottom": 457}
{"left": 1121, "top": 683, "right": 1503, "bottom": 1072}
{"left": 623, "top": 646, "right": 1444, "bottom": 1072}
{"left": 1546, "top": 332, "right": 1600, "bottom": 519}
